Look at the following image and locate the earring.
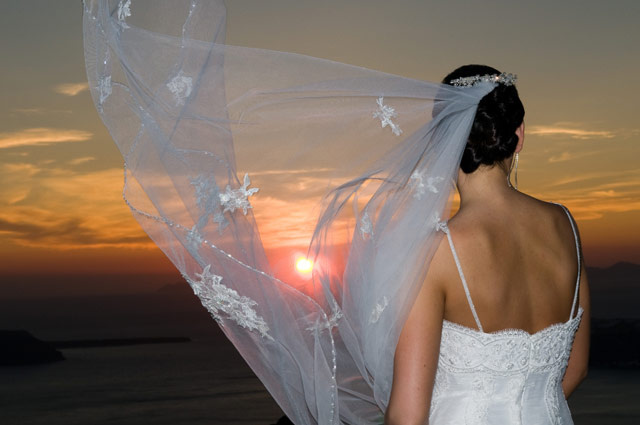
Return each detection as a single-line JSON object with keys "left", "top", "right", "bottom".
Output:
{"left": 507, "top": 152, "right": 519, "bottom": 190}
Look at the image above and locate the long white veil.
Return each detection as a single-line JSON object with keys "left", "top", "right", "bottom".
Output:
{"left": 83, "top": 1, "right": 496, "bottom": 423}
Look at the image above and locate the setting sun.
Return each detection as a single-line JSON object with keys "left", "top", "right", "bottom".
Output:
{"left": 295, "top": 257, "right": 313, "bottom": 274}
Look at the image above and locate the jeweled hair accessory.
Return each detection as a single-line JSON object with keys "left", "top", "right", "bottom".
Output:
{"left": 450, "top": 72, "right": 517, "bottom": 88}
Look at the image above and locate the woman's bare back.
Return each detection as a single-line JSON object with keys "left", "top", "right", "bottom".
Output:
{"left": 438, "top": 193, "right": 581, "bottom": 334}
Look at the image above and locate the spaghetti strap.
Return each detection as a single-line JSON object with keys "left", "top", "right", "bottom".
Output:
{"left": 554, "top": 203, "right": 582, "bottom": 319}
{"left": 438, "top": 222, "right": 484, "bottom": 332}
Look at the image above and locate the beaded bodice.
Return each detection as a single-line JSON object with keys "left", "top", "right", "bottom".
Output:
{"left": 432, "top": 308, "right": 583, "bottom": 425}
{"left": 430, "top": 204, "right": 583, "bottom": 425}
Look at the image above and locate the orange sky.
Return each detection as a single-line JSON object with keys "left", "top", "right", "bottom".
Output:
{"left": 1, "top": 0, "right": 638, "bottom": 281}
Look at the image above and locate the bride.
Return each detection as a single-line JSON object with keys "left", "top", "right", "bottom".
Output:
{"left": 83, "top": 1, "right": 589, "bottom": 423}
{"left": 385, "top": 65, "right": 590, "bottom": 424}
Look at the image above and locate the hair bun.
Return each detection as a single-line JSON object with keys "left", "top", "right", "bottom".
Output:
{"left": 443, "top": 65, "right": 525, "bottom": 174}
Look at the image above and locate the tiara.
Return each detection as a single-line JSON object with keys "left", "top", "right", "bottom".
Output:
{"left": 450, "top": 72, "right": 517, "bottom": 88}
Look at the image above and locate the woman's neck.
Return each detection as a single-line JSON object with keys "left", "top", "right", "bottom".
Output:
{"left": 457, "top": 160, "right": 517, "bottom": 207}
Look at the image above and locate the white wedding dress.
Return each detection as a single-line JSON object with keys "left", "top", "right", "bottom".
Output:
{"left": 430, "top": 205, "right": 583, "bottom": 425}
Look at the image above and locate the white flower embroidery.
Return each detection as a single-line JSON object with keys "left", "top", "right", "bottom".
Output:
{"left": 117, "top": 0, "right": 131, "bottom": 27}
{"left": 190, "top": 174, "right": 227, "bottom": 231}
{"left": 433, "top": 213, "right": 448, "bottom": 233}
{"left": 307, "top": 299, "right": 343, "bottom": 332}
{"left": 219, "top": 173, "right": 259, "bottom": 215}
{"left": 410, "top": 170, "right": 443, "bottom": 199}
{"left": 98, "top": 75, "right": 112, "bottom": 105}
{"left": 308, "top": 310, "right": 343, "bottom": 332}
{"left": 373, "top": 96, "right": 402, "bottom": 136}
{"left": 327, "top": 309, "right": 343, "bottom": 329}
{"left": 359, "top": 211, "right": 373, "bottom": 240}
{"left": 185, "top": 265, "right": 272, "bottom": 339}
{"left": 191, "top": 175, "right": 218, "bottom": 210}
{"left": 167, "top": 70, "right": 193, "bottom": 106}
{"left": 369, "top": 296, "right": 389, "bottom": 324}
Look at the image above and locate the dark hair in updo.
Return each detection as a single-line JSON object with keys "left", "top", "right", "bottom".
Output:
{"left": 443, "top": 64, "right": 525, "bottom": 174}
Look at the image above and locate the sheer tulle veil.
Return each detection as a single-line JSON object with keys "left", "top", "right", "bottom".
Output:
{"left": 83, "top": 1, "right": 497, "bottom": 423}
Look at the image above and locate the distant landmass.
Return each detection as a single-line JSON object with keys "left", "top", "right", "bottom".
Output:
{"left": 0, "top": 331, "right": 192, "bottom": 366}
{"left": 0, "top": 330, "right": 64, "bottom": 366}
{"left": 586, "top": 262, "right": 640, "bottom": 319}
{"left": 591, "top": 318, "right": 640, "bottom": 368}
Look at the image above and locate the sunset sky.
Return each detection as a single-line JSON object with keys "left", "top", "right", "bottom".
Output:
{"left": 1, "top": 0, "right": 638, "bottom": 284}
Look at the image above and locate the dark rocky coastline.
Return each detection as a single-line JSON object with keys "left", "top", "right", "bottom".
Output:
{"left": 590, "top": 318, "right": 640, "bottom": 368}
{"left": 1, "top": 330, "right": 191, "bottom": 366}
{"left": 0, "top": 330, "right": 64, "bottom": 366}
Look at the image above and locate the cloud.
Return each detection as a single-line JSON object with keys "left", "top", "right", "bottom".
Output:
{"left": 252, "top": 196, "right": 321, "bottom": 247}
{"left": 251, "top": 167, "right": 334, "bottom": 176}
{"left": 0, "top": 164, "right": 152, "bottom": 250}
{"left": 0, "top": 127, "right": 92, "bottom": 149}
{"left": 534, "top": 169, "right": 640, "bottom": 220}
{"left": 10, "top": 108, "right": 72, "bottom": 115}
{"left": 0, "top": 214, "right": 151, "bottom": 249}
{"left": 548, "top": 169, "right": 640, "bottom": 187}
{"left": 529, "top": 124, "right": 615, "bottom": 140}
{"left": 53, "top": 82, "right": 89, "bottom": 96}
{"left": 548, "top": 152, "right": 573, "bottom": 163}
{"left": 588, "top": 179, "right": 640, "bottom": 191}
{"left": 69, "top": 156, "right": 96, "bottom": 165}
{"left": 531, "top": 188, "right": 640, "bottom": 221}
{"left": 589, "top": 190, "right": 616, "bottom": 198}
{"left": 2, "top": 162, "right": 40, "bottom": 177}
{"left": 548, "top": 150, "right": 600, "bottom": 163}
{"left": 11, "top": 108, "right": 44, "bottom": 114}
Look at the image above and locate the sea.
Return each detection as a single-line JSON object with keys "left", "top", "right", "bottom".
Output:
{"left": 1, "top": 277, "right": 639, "bottom": 425}
{"left": 0, "top": 338, "right": 283, "bottom": 425}
{"left": 1, "top": 339, "right": 638, "bottom": 425}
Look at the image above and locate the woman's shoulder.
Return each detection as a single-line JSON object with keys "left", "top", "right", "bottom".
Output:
{"left": 449, "top": 194, "right": 574, "bottom": 231}
{"left": 521, "top": 195, "right": 580, "bottom": 242}
{"left": 443, "top": 194, "right": 580, "bottom": 264}
{"left": 519, "top": 192, "right": 576, "bottom": 218}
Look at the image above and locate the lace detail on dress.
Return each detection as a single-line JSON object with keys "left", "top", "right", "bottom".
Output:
{"left": 439, "top": 307, "right": 583, "bottom": 373}
{"left": 438, "top": 322, "right": 485, "bottom": 371}
{"left": 431, "top": 308, "right": 583, "bottom": 424}
{"left": 545, "top": 370, "right": 562, "bottom": 424}
{"left": 184, "top": 265, "right": 273, "bottom": 340}
{"left": 531, "top": 308, "right": 583, "bottom": 371}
